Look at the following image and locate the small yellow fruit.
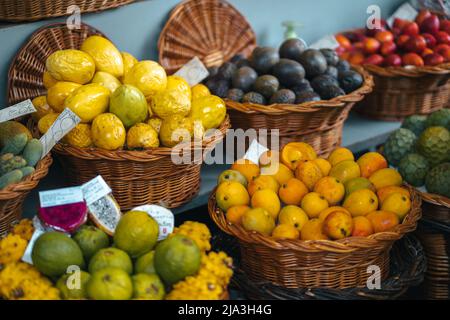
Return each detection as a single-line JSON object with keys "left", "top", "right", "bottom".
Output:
{"left": 147, "top": 117, "right": 162, "bottom": 134}
{"left": 322, "top": 210, "right": 354, "bottom": 240}
{"left": 369, "top": 168, "right": 403, "bottom": 190}
{"left": 329, "top": 160, "right": 361, "bottom": 184}
{"left": 37, "top": 113, "right": 60, "bottom": 134}
{"left": 191, "top": 84, "right": 210, "bottom": 100}
{"left": 91, "top": 113, "right": 126, "bottom": 150}
{"left": 381, "top": 193, "right": 411, "bottom": 221}
{"left": 318, "top": 206, "right": 351, "bottom": 221}
{"left": 241, "top": 208, "right": 275, "bottom": 236}
{"left": 31, "top": 96, "right": 53, "bottom": 121}
{"left": 216, "top": 181, "right": 250, "bottom": 212}
{"left": 247, "top": 175, "right": 280, "bottom": 197}
{"left": 226, "top": 205, "right": 250, "bottom": 225}
{"left": 278, "top": 205, "right": 309, "bottom": 231}
{"left": 281, "top": 143, "right": 304, "bottom": 170}
{"left": 301, "top": 192, "right": 329, "bottom": 219}
{"left": 81, "top": 35, "right": 124, "bottom": 78}
{"left": 159, "top": 115, "right": 193, "bottom": 148}
{"left": 356, "top": 152, "right": 388, "bottom": 178}
{"left": 261, "top": 163, "right": 293, "bottom": 185}
{"left": 328, "top": 147, "right": 354, "bottom": 166}
{"left": 343, "top": 188, "right": 379, "bottom": 217}
{"left": 46, "top": 81, "right": 81, "bottom": 112}
{"left": 313, "top": 176, "right": 345, "bottom": 205}
{"left": 300, "top": 218, "right": 328, "bottom": 240}
{"left": 287, "top": 142, "right": 317, "bottom": 161}
{"left": 295, "top": 160, "right": 323, "bottom": 190}
{"left": 46, "top": 49, "right": 95, "bottom": 84}
{"left": 313, "top": 158, "right": 332, "bottom": 176}
{"left": 43, "top": 71, "right": 58, "bottom": 89}
{"left": 127, "top": 123, "right": 159, "bottom": 149}
{"left": 231, "top": 159, "right": 260, "bottom": 183}
{"left": 63, "top": 123, "right": 92, "bottom": 148}
{"left": 121, "top": 52, "right": 138, "bottom": 78}
{"left": 151, "top": 75, "right": 191, "bottom": 119}
{"left": 190, "top": 95, "right": 226, "bottom": 130}
{"left": 272, "top": 224, "right": 300, "bottom": 240}
{"left": 65, "top": 83, "right": 110, "bottom": 123}
{"left": 251, "top": 189, "right": 281, "bottom": 220}
{"left": 278, "top": 178, "right": 309, "bottom": 205}
{"left": 91, "top": 71, "right": 121, "bottom": 93}
{"left": 123, "top": 60, "right": 167, "bottom": 98}
{"left": 377, "top": 186, "right": 410, "bottom": 205}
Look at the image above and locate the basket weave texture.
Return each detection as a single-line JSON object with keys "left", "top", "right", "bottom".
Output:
{"left": 158, "top": 0, "right": 257, "bottom": 74}
{"left": 0, "top": 155, "right": 52, "bottom": 236}
{"left": 0, "top": 0, "right": 134, "bottom": 22}
{"left": 354, "top": 58, "right": 450, "bottom": 121}
{"left": 226, "top": 66, "right": 374, "bottom": 156}
{"left": 208, "top": 185, "right": 421, "bottom": 289}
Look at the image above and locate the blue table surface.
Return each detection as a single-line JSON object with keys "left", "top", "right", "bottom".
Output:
{"left": 22, "top": 112, "right": 401, "bottom": 217}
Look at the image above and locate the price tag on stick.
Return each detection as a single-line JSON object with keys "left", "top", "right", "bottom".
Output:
{"left": 0, "top": 99, "right": 36, "bottom": 123}
{"left": 39, "top": 108, "right": 81, "bottom": 158}
{"left": 175, "top": 56, "right": 210, "bottom": 86}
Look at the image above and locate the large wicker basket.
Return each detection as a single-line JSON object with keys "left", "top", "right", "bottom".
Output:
{"left": 354, "top": 63, "right": 450, "bottom": 121}
{"left": 226, "top": 66, "right": 374, "bottom": 156}
{"left": 158, "top": 0, "right": 256, "bottom": 74}
{"left": 0, "top": 0, "right": 134, "bottom": 22}
{"left": 208, "top": 185, "right": 421, "bottom": 289}
{"left": 0, "top": 155, "right": 52, "bottom": 236}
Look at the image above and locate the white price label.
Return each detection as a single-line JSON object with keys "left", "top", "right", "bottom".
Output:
{"left": 133, "top": 205, "right": 174, "bottom": 241}
{"left": 0, "top": 99, "right": 36, "bottom": 123}
{"left": 309, "top": 35, "right": 339, "bottom": 50}
{"left": 82, "top": 175, "right": 112, "bottom": 205}
{"left": 39, "top": 186, "right": 84, "bottom": 208}
{"left": 387, "top": 2, "right": 418, "bottom": 28}
{"left": 39, "top": 108, "right": 80, "bottom": 158}
{"left": 175, "top": 57, "right": 209, "bottom": 86}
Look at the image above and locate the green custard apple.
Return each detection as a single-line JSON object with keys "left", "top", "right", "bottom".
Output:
{"left": 384, "top": 128, "right": 417, "bottom": 166}
{"left": 417, "top": 126, "right": 450, "bottom": 167}
{"left": 425, "top": 162, "right": 450, "bottom": 198}
{"left": 398, "top": 153, "right": 429, "bottom": 187}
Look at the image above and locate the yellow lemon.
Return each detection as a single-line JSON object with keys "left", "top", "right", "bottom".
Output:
{"left": 278, "top": 205, "right": 309, "bottom": 231}
{"left": 241, "top": 208, "right": 275, "bottom": 236}
{"left": 381, "top": 193, "right": 411, "bottom": 221}
{"left": 63, "top": 123, "right": 93, "bottom": 148}
{"left": 190, "top": 95, "right": 226, "bottom": 130}
{"left": 66, "top": 84, "right": 110, "bottom": 123}
{"left": 46, "top": 49, "right": 95, "bottom": 84}
{"left": 151, "top": 76, "right": 191, "bottom": 120}
{"left": 191, "top": 84, "right": 210, "bottom": 100}
{"left": 38, "top": 113, "right": 60, "bottom": 134}
{"left": 123, "top": 60, "right": 167, "bottom": 98}
{"left": 272, "top": 224, "right": 300, "bottom": 240}
{"left": 251, "top": 189, "right": 281, "bottom": 220}
{"left": 369, "top": 168, "right": 403, "bottom": 190}
{"left": 216, "top": 181, "right": 250, "bottom": 212}
{"left": 46, "top": 81, "right": 81, "bottom": 112}
{"left": 328, "top": 147, "right": 354, "bottom": 166}
{"left": 127, "top": 123, "right": 159, "bottom": 149}
{"left": 81, "top": 35, "right": 124, "bottom": 78}
{"left": 91, "top": 71, "right": 121, "bottom": 93}
{"left": 301, "top": 192, "right": 329, "bottom": 219}
{"left": 329, "top": 160, "right": 361, "bottom": 184}
{"left": 343, "top": 189, "right": 379, "bottom": 217}
{"left": 91, "top": 113, "right": 126, "bottom": 150}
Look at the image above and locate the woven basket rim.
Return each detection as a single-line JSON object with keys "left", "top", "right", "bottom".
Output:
{"left": 416, "top": 188, "right": 450, "bottom": 209}
{"left": 157, "top": 0, "right": 257, "bottom": 73}
{"left": 6, "top": 22, "right": 106, "bottom": 105}
{"left": 0, "top": 154, "right": 52, "bottom": 199}
{"left": 41, "top": 116, "right": 230, "bottom": 162}
{"left": 208, "top": 184, "right": 421, "bottom": 253}
{"left": 225, "top": 65, "right": 374, "bottom": 115}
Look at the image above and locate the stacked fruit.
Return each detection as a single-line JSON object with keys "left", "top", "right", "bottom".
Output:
{"left": 384, "top": 109, "right": 450, "bottom": 198}
{"left": 203, "top": 38, "right": 364, "bottom": 105}
{"left": 0, "top": 215, "right": 232, "bottom": 300}
{"left": 215, "top": 142, "right": 412, "bottom": 240}
{"left": 34, "top": 35, "right": 226, "bottom": 150}
{"left": 336, "top": 9, "right": 450, "bottom": 67}
{"left": 0, "top": 121, "right": 43, "bottom": 189}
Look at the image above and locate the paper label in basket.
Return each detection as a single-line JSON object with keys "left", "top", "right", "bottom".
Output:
{"left": 243, "top": 139, "right": 269, "bottom": 165}
{"left": 39, "top": 108, "right": 80, "bottom": 158}
{"left": 132, "top": 205, "right": 174, "bottom": 241}
{"left": 0, "top": 99, "right": 36, "bottom": 123}
{"left": 39, "top": 186, "right": 84, "bottom": 208}
{"left": 175, "top": 57, "right": 209, "bottom": 86}
{"left": 81, "top": 176, "right": 112, "bottom": 205}
{"left": 309, "top": 35, "right": 339, "bottom": 50}
{"left": 387, "top": 2, "right": 418, "bottom": 28}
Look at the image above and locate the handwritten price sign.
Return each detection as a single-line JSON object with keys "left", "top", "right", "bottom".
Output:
{"left": 0, "top": 99, "right": 36, "bottom": 123}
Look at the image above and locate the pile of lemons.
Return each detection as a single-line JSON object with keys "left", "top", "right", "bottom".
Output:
{"left": 34, "top": 35, "right": 226, "bottom": 150}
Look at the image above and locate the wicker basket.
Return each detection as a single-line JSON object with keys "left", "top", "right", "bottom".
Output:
{"left": 208, "top": 185, "right": 421, "bottom": 289}
{"left": 7, "top": 23, "right": 105, "bottom": 106}
{"left": 0, "top": 155, "right": 52, "bottom": 236}
{"left": 158, "top": 0, "right": 256, "bottom": 74}
{"left": 0, "top": 0, "right": 134, "bottom": 22}
{"left": 354, "top": 63, "right": 450, "bottom": 121}
{"left": 226, "top": 66, "right": 374, "bottom": 156}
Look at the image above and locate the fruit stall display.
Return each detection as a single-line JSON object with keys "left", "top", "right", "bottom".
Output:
{"left": 381, "top": 109, "right": 450, "bottom": 299}
{"left": 157, "top": 0, "right": 373, "bottom": 155}
{"left": 0, "top": 121, "right": 52, "bottom": 235}
{"left": 0, "top": 213, "right": 233, "bottom": 300}
{"left": 7, "top": 22, "right": 229, "bottom": 211}
{"left": 209, "top": 142, "right": 421, "bottom": 289}
{"left": 336, "top": 9, "right": 450, "bottom": 121}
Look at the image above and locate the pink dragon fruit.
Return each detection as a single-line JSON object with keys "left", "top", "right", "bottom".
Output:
{"left": 38, "top": 201, "right": 88, "bottom": 233}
